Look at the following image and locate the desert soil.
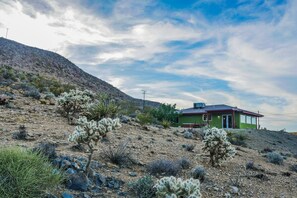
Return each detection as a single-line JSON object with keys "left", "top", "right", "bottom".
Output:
{"left": 0, "top": 91, "right": 297, "bottom": 198}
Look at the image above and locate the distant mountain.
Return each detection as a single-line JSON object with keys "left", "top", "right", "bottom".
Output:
{"left": 0, "top": 37, "right": 159, "bottom": 107}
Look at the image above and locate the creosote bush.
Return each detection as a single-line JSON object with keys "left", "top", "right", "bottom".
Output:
{"left": 0, "top": 147, "right": 62, "bottom": 198}
{"left": 177, "top": 157, "right": 191, "bottom": 170}
{"left": 202, "top": 127, "right": 236, "bottom": 167}
{"left": 191, "top": 166, "right": 206, "bottom": 183}
{"left": 267, "top": 152, "right": 283, "bottom": 165}
{"left": 68, "top": 116, "right": 121, "bottom": 173}
{"left": 154, "top": 176, "right": 201, "bottom": 198}
{"left": 289, "top": 164, "right": 297, "bottom": 172}
{"left": 128, "top": 175, "right": 156, "bottom": 198}
{"left": 147, "top": 159, "right": 181, "bottom": 176}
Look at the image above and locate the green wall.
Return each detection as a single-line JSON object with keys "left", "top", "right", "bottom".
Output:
{"left": 179, "top": 112, "right": 257, "bottom": 129}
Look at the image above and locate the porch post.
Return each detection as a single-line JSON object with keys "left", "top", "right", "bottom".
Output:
{"left": 232, "top": 111, "right": 235, "bottom": 128}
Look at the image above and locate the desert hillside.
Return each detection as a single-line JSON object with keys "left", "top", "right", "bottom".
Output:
{"left": 0, "top": 37, "right": 159, "bottom": 107}
{"left": 0, "top": 88, "right": 296, "bottom": 198}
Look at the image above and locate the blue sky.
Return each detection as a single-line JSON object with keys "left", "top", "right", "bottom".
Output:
{"left": 1, "top": 0, "right": 297, "bottom": 131}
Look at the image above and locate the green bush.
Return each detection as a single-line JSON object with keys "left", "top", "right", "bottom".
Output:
{"left": 86, "top": 94, "right": 119, "bottom": 120}
{"left": 128, "top": 175, "right": 156, "bottom": 198}
{"left": 150, "top": 103, "right": 178, "bottom": 124}
{"left": 227, "top": 132, "right": 248, "bottom": 147}
{"left": 161, "top": 120, "right": 171, "bottom": 129}
{"left": 137, "top": 113, "right": 154, "bottom": 125}
{"left": 0, "top": 147, "right": 62, "bottom": 198}
{"left": 267, "top": 152, "right": 283, "bottom": 165}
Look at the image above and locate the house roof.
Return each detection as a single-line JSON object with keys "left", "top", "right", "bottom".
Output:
{"left": 180, "top": 104, "right": 264, "bottom": 117}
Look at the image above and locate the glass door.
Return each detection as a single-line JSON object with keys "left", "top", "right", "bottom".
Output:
{"left": 222, "top": 115, "right": 233, "bottom": 128}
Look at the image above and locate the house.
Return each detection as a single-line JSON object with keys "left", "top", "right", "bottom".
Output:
{"left": 178, "top": 102, "right": 263, "bottom": 129}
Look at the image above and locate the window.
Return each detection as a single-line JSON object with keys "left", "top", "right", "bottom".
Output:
{"left": 240, "top": 114, "right": 246, "bottom": 123}
{"left": 202, "top": 114, "right": 212, "bottom": 121}
{"left": 252, "top": 117, "right": 256, "bottom": 124}
{"left": 246, "top": 116, "right": 251, "bottom": 124}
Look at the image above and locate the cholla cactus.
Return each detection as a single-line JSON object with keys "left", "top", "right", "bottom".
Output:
{"left": 58, "top": 89, "right": 94, "bottom": 123}
{"left": 68, "top": 116, "right": 121, "bottom": 172}
{"left": 154, "top": 176, "right": 201, "bottom": 198}
{"left": 202, "top": 127, "right": 236, "bottom": 167}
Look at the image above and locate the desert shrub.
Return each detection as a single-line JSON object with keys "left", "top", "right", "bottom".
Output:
{"left": 12, "top": 125, "right": 28, "bottom": 140}
{"left": 202, "top": 127, "right": 236, "bottom": 167}
{"left": 86, "top": 94, "right": 119, "bottom": 120}
{"left": 267, "top": 152, "right": 283, "bottom": 165}
{"left": 161, "top": 120, "right": 171, "bottom": 129}
{"left": 262, "top": 147, "right": 274, "bottom": 153}
{"left": 0, "top": 147, "right": 62, "bottom": 198}
{"left": 137, "top": 113, "right": 154, "bottom": 125}
{"left": 24, "top": 88, "right": 41, "bottom": 99}
{"left": 68, "top": 116, "right": 121, "bottom": 172}
{"left": 146, "top": 159, "right": 181, "bottom": 176}
{"left": 184, "top": 131, "right": 193, "bottom": 139}
{"left": 128, "top": 175, "right": 156, "bottom": 198}
{"left": 33, "top": 142, "right": 57, "bottom": 160}
{"left": 44, "top": 92, "right": 55, "bottom": 100}
{"left": 58, "top": 89, "right": 93, "bottom": 123}
{"left": 289, "top": 164, "right": 297, "bottom": 172}
{"left": 117, "top": 100, "right": 143, "bottom": 116}
{"left": 191, "top": 166, "right": 206, "bottom": 182}
{"left": 150, "top": 103, "right": 178, "bottom": 124}
{"left": 246, "top": 161, "right": 255, "bottom": 170}
{"left": 227, "top": 132, "right": 248, "bottom": 147}
{"left": 154, "top": 176, "right": 201, "bottom": 198}
{"left": 184, "top": 144, "right": 195, "bottom": 152}
{"left": 11, "top": 82, "right": 34, "bottom": 91}
{"left": 102, "top": 139, "right": 135, "bottom": 166}
{"left": 177, "top": 157, "right": 191, "bottom": 169}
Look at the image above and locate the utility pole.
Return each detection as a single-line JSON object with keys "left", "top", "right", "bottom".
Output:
{"left": 5, "top": 28, "right": 8, "bottom": 39}
{"left": 142, "top": 90, "right": 146, "bottom": 111}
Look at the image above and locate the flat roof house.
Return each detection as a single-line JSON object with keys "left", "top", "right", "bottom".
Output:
{"left": 178, "top": 103, "right": 263, "bottom": 129}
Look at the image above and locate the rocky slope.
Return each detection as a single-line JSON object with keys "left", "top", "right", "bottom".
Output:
{"left": 0, "top": 92, "right": 296, "bottom": 198}
{"left": 0, "top": 37, "right": 159, "bottom": 107}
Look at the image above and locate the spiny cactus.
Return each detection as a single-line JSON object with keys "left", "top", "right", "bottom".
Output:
{"left": 202, "top": 127, "right": 236, "bottom": 167}
{"left": 154, "top": 176, "right": 201, "bottom": 198}
{"left": 58, "top": 89, "right": 93, "bottom": 123}
{"left": 68, "top": 116, "right": 121, "bottom": 173}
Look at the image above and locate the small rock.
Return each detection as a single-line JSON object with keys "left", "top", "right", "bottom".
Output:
{"left": 129, "top": 172, "right": 137, "bottom": 177}
{"left": 65, "top": 168, "right": 77, "bottom": 175}
{"left": 230, "top": 186, "right": 239, "bottom": 194}
{"left": 66, "top": 172, "right": 89, "bottom": 191}
{"left": 183, "top": 131, "right": 193, "bottom": 139}
{"left": 40, "top": 99, "right": 47, "bottom": 104}
{"left": 62, "top": 192, "right": 74, "bottom": 198}
{"left": 61, "top": 159, "right": 72, "bottom": 169}
{"left": 118, "top": 191, "right": 128, "bottom": 197}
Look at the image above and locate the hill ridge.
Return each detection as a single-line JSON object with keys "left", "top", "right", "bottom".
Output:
{"left": 0, "top": 37, "right": 159, "bottom": 106}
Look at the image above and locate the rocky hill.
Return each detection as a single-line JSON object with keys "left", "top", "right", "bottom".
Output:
{"left": 0, "top": 37, "right": 159, "bottom": 107}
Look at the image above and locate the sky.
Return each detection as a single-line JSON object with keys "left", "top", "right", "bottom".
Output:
{"left": 0, "top": 0, "right": 297, "bottom": 131}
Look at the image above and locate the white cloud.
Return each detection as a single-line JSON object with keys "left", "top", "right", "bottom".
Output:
{"left": 0, "top": 0, "right": 296, "bottom": 131}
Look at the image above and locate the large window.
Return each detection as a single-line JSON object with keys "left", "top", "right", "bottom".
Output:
{"left": 246, "top": 116, "right": 251, "bottom": 124}
{"left": 202, "top": 114, "right": 212, "bottom": 121}
{"left": 240, "top": 115, "right": 246, "bottom": 123}
{"left": 252, "top": 117, "right": 256, "bottom": 124}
